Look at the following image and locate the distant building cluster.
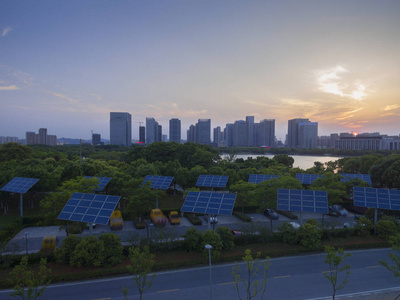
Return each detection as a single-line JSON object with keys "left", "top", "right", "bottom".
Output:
{"left": 25, "top": 128, "right": 57, "bottom": 146}
{"left": 0, "top": 136, "right": 19, "bottom": 145}
{"left": 108, "top": 112, "right": 400, "bottom": 150}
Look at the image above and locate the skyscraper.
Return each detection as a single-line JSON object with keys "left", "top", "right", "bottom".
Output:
{"left": 299, "top": 122, "right": 318, "bottom": 148}
{"left": 196, "top": 119, "right": 211, "bottom": 145}
{"left": 39, "top": 128, "right": 47, "bottom": 145}
{"left": 139, "top": 126, "right": 145, "bottom": 143}
{"left": 233, "top": 120, "right": 248, "bottom": 146}
{"left": 287, "top": 118, "right": 309, "bottom": 148}
{"left": 146, "top": 117, "right": 161, "bottom": 144}
{"left": 110, "top": 112, "right": 132, "bottom": 146}
{"left": 246, "top": 116, "right": 255, "bottom": 146}
{"left": 256, "top": 119, "right": 275, "bottom": 147}
{"left": 169, "top": 118, "right": 181, "bottom": 143}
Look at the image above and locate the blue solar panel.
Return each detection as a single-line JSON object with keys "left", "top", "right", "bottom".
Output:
{"left": 353, "top": 186, "right": 400, "bottom": 211}
{"left": 248, "top": 174, "right": 279, "bottom": 184}
{"left": 84, "top": 176, "right": 111, "bottom": 191}
{"left": 195, "top": 175, "right": 228, "bottom": 188}
{"left": 277, "top": 189, "right": 329, "bottom": 213}
{"left": 340, "top": 173, "right": 372, "bottom": 185}
{"left": 0, "top": 177, "right": 39, "bottom": 194}
{"left": 142, "top": 175, "right": 174, "bottom": 190}
{"left": 295, "top": 173, "right": 322, "bottom": 185}
{"left": 181, "top": 191, "right": 236, "bottom": 215}
{"left": 57, "top": 193, "right": 120, "bottom": 225}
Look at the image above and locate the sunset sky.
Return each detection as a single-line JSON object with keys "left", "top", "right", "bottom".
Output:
{"left": 1, "top": 0, "right": 399, "bottom": 141}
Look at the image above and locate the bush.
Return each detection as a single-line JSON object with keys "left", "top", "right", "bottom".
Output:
{"left": 70, "top": 236, "right": 105, "bottom": 267}
{"left": 354, "top": 217, "right": 374, "bottom": 236}
{"left": 278, "top": 222, "right": 299, "bottom": 245}
{"left": 376, "top": 219, "right": 399, "bottom": 241}
{"left": 55, "top": 235, "right": 81, "bottom": 264}
{"left": 233, "top": 212, "right": 251, "bottom": 222}
{"left": 298, "top": 223, "right": 322, "bottom": 249}
{"left": 202, "top": 230, "right": 223, "bottom": 261}
{"left": 99, "top": 233, "right": 124, "bottom": 267}
{"left": 216, "top": 226, "right": 234, "bottom": 250}
{"left": 181, "top": 228, "right": 203, "bottom": 252}
{"left": 184, "top": 214, "right": 203, "bottom": 225}
{"left": 276, "top": 210, "right": 298, "bottom": 220}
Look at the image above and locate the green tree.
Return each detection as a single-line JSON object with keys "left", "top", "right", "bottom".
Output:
{"left": 298, "top": 223, "right": 322, "bottom": 249}
{"left": 202, "top": 230, "right": 223, "bottom": 261}
{"left": 99, "top": 233, "right": 124, "bottom": 267}
{"left": 181, "top": 227, "right": 203, "bottom": 252}
{"left": 216, "top": 226, "right": 235, "bottom": 251}
{"left": 125, "top": 246, "right": 156, "bottom": 300}
{"left": 323, "top": 246, "right": 351, "bottom": 300}
{"left": 9, "top": 256, "right": 51, "bottom": 300}
{"left": 55, "top": 235, "right": 81, "bottom": 264}
{"left": 231, "top": 249, "right": 270, "bottom": 300}
{"left": 0, "top": 143, "right": 33, "bottom": 162}
{"left": 272, "top": 154, "right": 294, "bottom": 168}
{"left": 70, "top": 236, "right": 105, "bottom": 267}
{"left": 379, "top": 234, "right": 400, "bottom": 299}
{"left": 230, "top": 181, "right": 256, "bottom": 213}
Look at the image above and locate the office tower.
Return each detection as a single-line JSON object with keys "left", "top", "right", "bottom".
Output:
{"left": 139, "top": 126, "right": 145, "bottom": 143}
{"left": 146, "top": 117, "right": 161, "bottom": 144}
{"left": 287, "top": 118, "right": 309, "bottom": 148}
{"left": 26, "top": 132, "right": 36, "bottom": 145}
{"left": 233, "top": 120, "right": 248, "bottom": 146}
{"left": 169, "top": 118, "right": 181, "bottom": 143}
{"left": 246, "top": 116, "right": 255, "bottom": 146}
{"left": 92, "top": 133, "right": 101, "bottom": 145}
{"left": 213, "top": 126, "right": 223, "bottom": 144}
{"left": 196, "top": 119, "right": 211, "bottom": 145}
{"left": 39, "top": 128, "right": 47, "bottom": 145}
{"left": 257, "top": 119, "right": 275, "bottom": 147}
{"left": 224, "top": 123, "right": 234, "bottom": 147}
{"left": 158, "top": 124, "right": 162, "bottom": 142}
{"left": 187, "top": 125, "right": 196, "bottom": 143}
{"left": 110, "top": 112, "right": 132, "bottom": 146}
{"left": 298, "top": 122, "right": 318, "bottom": 148}
{"left": 162, "top": 134, "right": 168, "bottom": 142}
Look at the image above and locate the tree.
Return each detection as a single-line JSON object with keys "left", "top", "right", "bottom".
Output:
{"left": 9, "top": 256, "right": 51, "bottom": 300}
{"left": 125, "top": 246, "right": 156, "bottom": 300}
{"left": 231, "top": 249, "right": 270, "bottom": 300}
{"left": 230, "top": 181, "right": 256, "bottom": 213}
{"left": 298, "top": 222, "right": 322, "bottom": 249}
{"left": 272, "top": 154, "right": 294, "bottom": 168}
{"left": 323, "top": 246, "right": 351, "bottom": 300}
{"left": 379, "top": 235, "right": 400, "bottom": 288}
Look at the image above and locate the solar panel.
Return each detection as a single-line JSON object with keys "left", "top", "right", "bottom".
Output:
{"left": 84, "top": 176, "right": 111, "bottom": 191}
{"left": 295, "top": 173, "right": 322, "bottom": 185}
{"left": 248, "top": 174, "right": 279, "bottom": 184}
{"left": 195, "top": 175, "right": 228, "bottom": 188}
{"left": 340, "top": 173, "right": 372, "bottom": 185}
{"left": 0, "top": 177, "right": 39, "bottom": 194}
{"left": 57, "top": 193, "right": 120, "bottom": 225}
{"left": 277, "top": 189, "right": 329, "bottom": 213}
{"left": 353, "top": 186, "right": 400, "bottom": 210}
{"left": 181, "top": 191, "right": 236, "bottom": 215}
{"left": 142, "top": 175, "right": 174, "bottom": 190}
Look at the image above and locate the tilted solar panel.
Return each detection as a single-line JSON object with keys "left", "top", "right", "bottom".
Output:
{"left": 277, "top": 188, "right": 328, "bottom": 213}
{"left": 248, "top": 174, "right": 279, "bottom": 184}
{"left": 0, "top": 177, "right": 39, "bottom": 194}
{"left": 195, "top": 175, "right": 228, "bottom": 188}
{"left": 340, "top": 174, "right": 372, "bottom": 185}
{"left": 142, "top": 175, "right": 174, "bottom": 190}
{"left": 353, "top": 186, "right": 400, "bottom": 210}
{"left": 57, "top": 192, "right": 120, "bottom": 225}
{"left": 295, "top": 173, "right": 322, "bottom": 185}
{"left": 84, "top": 176, "right": 112, "bottom": 191}
{"left": 181, "top": 191, "right": 236, "bottom": 215}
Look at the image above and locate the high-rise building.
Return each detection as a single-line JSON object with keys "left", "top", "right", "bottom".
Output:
{"left": 256, "top": 119, "right": 275, "bottom": 147}
{"left": 26, "top": 129, "right": 57, "bottom": 145}
{"left": 92, "top": 133, "right": 101, "bottom": 145}
{"left": 196, "top": 119, "right": 211, "bottom": 145}
{"left": 246, "top": 116, "right": 255, "bottom": 146}
{"left": 26, "top": 132, "right": 37, "bottom": 145}
{"left": 39, "top": 128, "right": 47, "bottom": 145}
{"left": 169, "top": 118, "right": 181, "bottom": 143}
{"left": 298, "top": 122, "right": 318, "bottom": 148}
{"left": 233, "top": 120, "right": 248, "bottom": 146}
{"left": 187, "top": 125, "right": 196, "bottom": 143}
{"left": 110, "top": 112, "right": 132, "bottom": 146}
{"left": 224, "top": 123, "right": 234, "bottom": 147}
{"left": 139, "top": 126, "right": 145, "bottom": 143}
{"left": 213, "top": 126, "right": 223, "bottom": 144}
{"left": 287, "top": 118, "right": 309, "bottom": 148}
{"left": 146, "top": 117, "right": 161, "bottom": 144}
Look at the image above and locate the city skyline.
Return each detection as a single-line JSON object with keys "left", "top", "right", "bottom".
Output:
{"left": 1, "top": 1, "right": 400, "bottom": 141}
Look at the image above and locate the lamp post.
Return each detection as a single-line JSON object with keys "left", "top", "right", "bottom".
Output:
{"left": 24, "top": 232, "right": 29, "bottom": 254}
{"left": 205, "top": 244, "right": 212, "bottom": 300}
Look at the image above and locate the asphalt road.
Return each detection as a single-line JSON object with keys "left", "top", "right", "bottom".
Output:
{"left": 0, "top": 248, "right": 399, "bottom": 300}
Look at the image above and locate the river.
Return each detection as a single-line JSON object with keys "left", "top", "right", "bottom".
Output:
{"left": 227, "top": 153, "right": 342, "bottom": 170}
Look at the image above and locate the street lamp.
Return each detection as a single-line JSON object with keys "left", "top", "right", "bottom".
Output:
{"left": 24, "top": 232, "right": 29, "bottom": 254}
{"left": 205, "top": 244, "right": 212, "bottom": 300}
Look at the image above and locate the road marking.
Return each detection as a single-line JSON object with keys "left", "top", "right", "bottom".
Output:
{"left": 158, "top": 289, "right": 179, "bottom": 293}
{"left": 274, "top": 275, "right": 291, "bottom": 279}
{"left": 219, "top": 282, "right": 235, "bottom": 285}
{"left": 366, "top": 265, "right": 381, "bottom": 268}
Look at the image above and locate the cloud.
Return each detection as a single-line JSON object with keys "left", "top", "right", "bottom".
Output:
{"left": 381, "top": 104, "right": 400, "bottom": 111}
{"left": 335, "top": 107, "right": 364, "bottom": 120}
{"left": 1, "top": 27, "right": 12, "bottom": 38}
{"left": 0, "top": 85, "right": 20, "bottom": 91}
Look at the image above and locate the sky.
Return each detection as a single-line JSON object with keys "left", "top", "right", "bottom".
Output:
{"left": 1, "top": 0, "right": 399, "bottom": 142}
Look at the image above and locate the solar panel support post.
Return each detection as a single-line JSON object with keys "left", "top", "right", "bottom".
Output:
{"left": 89, "top": 223, "right": 93, "bottom": 235}
{"left": 19, "top": 193, "right": 23, "bottom": 217}
{"left": 299, "top": 212, "right": 303, "bottom": 226}
{"left": 374, "top": 208, "right": 378, "bottom": 234}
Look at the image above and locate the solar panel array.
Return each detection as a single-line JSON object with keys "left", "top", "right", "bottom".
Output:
{"left": 84, "top": 176, "right": 112, "bottom": 191}
{"left": 58, "top": 193, "right": 120, "bottom": 225}
{"left": 340, "top": 173, "right": 372, "bottom": 185}
{"left": 353, "top": 186, "right": 400, "bottom": 210}
{"left": 277, "top": 189, "right": 329, "bottom": 213}
{"left": 248, "top": 174, "right": 279, "bottom": 184}
{"left": 142, "top": 175, "right": 174, "bottom": 190}
{"left": 196, "top": 175, "right": 228, "bottom": 188}
{"left": 0, "top": 177, "right": 39, "bottom": 194}
{"left": 295, "top": 173, "right": 322, "bottom": 185}
{"left": 181, "top": 191, "right": 236, "bottom": 215}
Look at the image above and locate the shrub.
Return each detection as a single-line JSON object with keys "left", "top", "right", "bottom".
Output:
{"left": 298, "top": 223, "right": 322, "bottom": 249}
{"left": 216, "top": 226, "right": 235, "bottom": 250}
{"left": 184, "top": 214, "right": 203, "bottom": 225}
{"left": 181, "top": 228, "right": 203, "bottom": 252}
{"left": 276, "top": 210, "right": 298, "bottom": 220}
{"left": 278, "top": 222, "right": 299, "bottom": 245}
{"left": 99, "top": 233, "right": 123, "bottom": 267}
{"left": 376, "top": 219, "right": 399, "bottom": 241}
{"left": 55, "top": 235, "right": 81, "bottom": 264}
{"left": 70, "top": 236, "right": 105, "bottom": 267}
{"left": 202, "top": 230, "right": 223, "bottom": 261}
{"left": 233, "top": 212, "right": 251, "bottom": 222}
{"left": 354, "top": 217, "right": 374, "bottom": 236}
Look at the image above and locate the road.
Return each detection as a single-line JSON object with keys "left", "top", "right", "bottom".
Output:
{"left": 1, "top": 248, "right": 399, "bottom": 300}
